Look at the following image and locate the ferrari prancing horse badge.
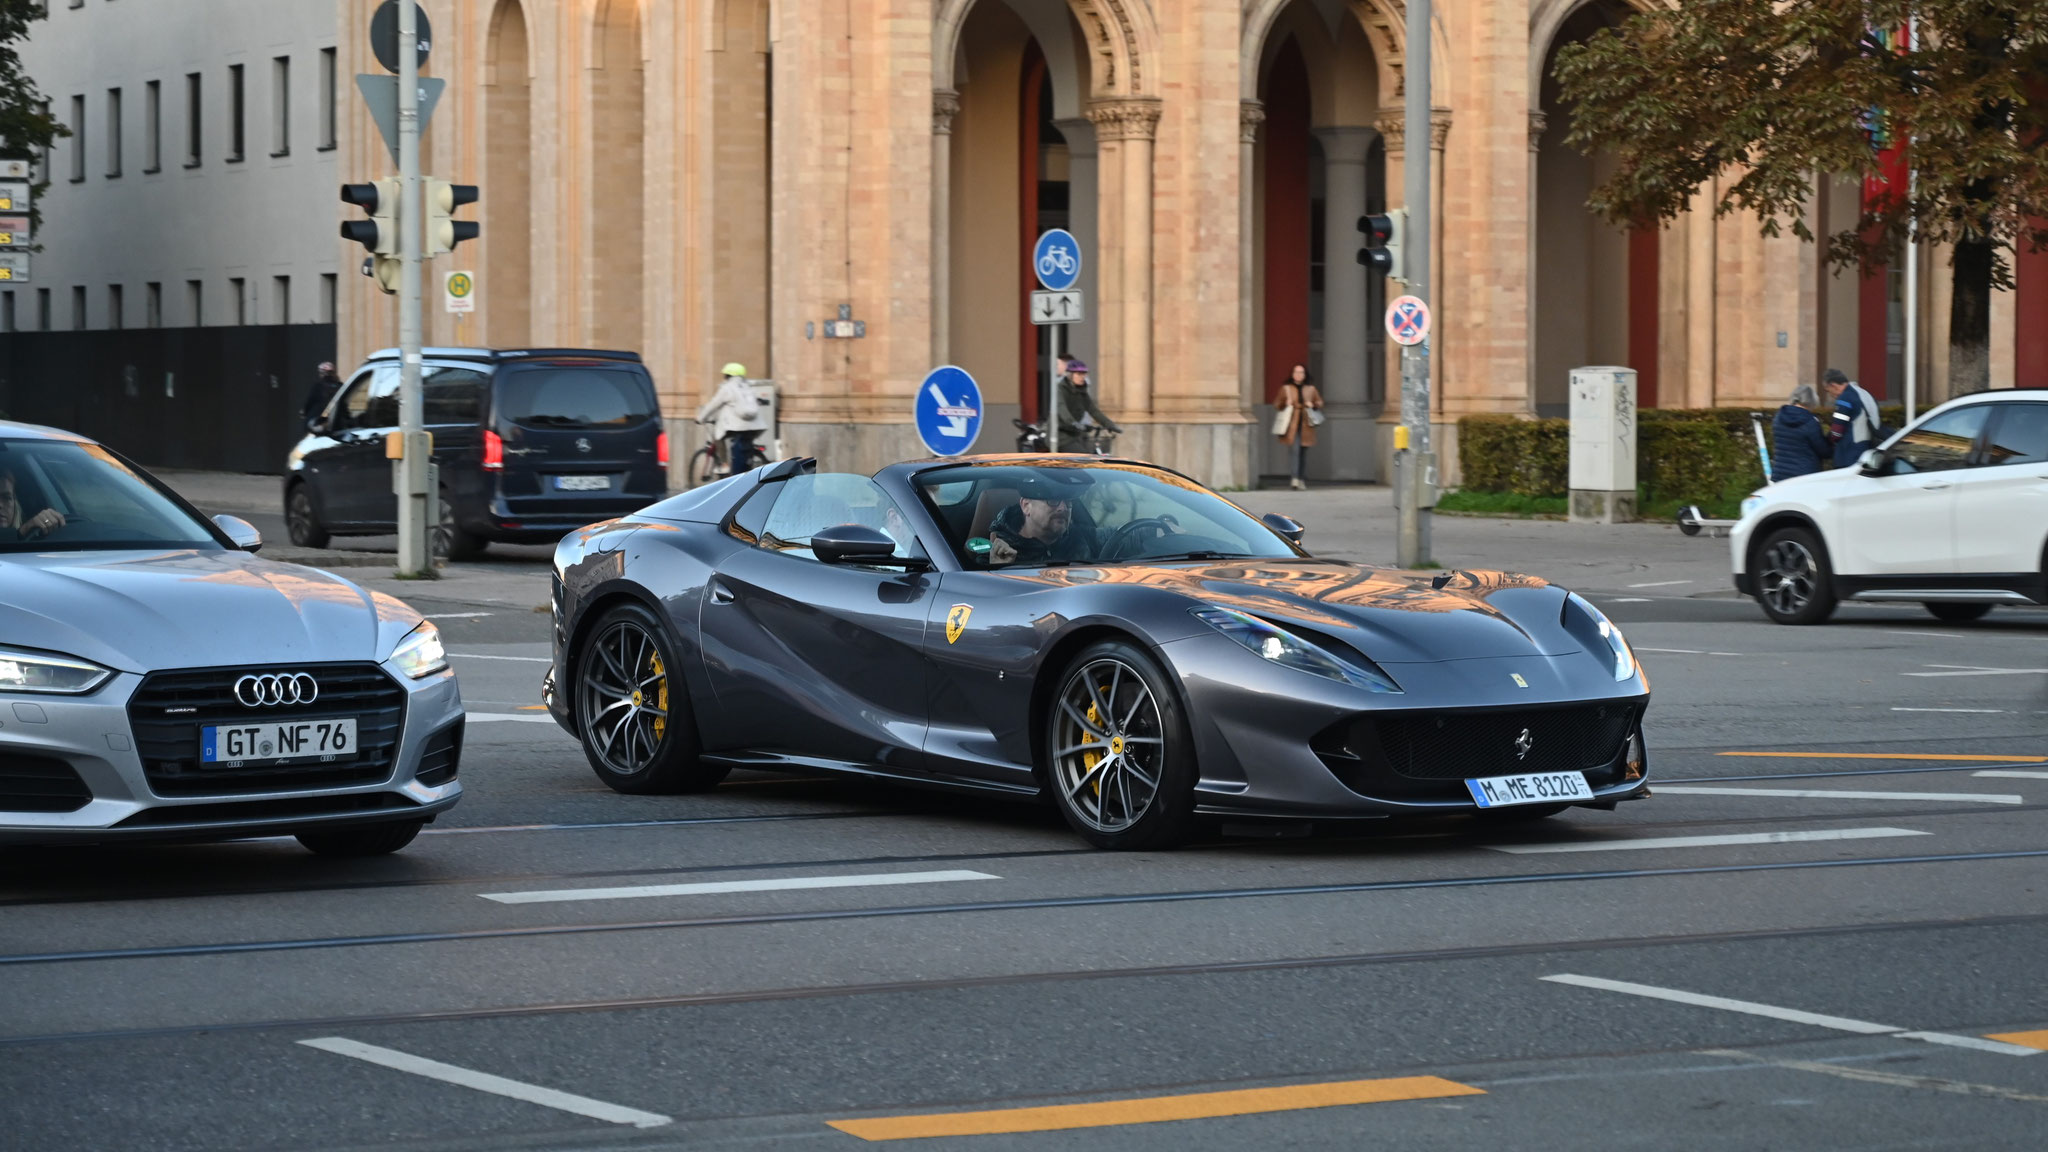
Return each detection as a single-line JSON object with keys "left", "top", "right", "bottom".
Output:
{"left": 946, "top": 604, "right": 973, "bottom": 644}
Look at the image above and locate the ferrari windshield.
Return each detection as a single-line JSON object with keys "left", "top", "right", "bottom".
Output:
{"left": 914, "top": 461, "right": 1302, "bottom": 568}
{"left": 0, "top": 439, "right": 220, "bottom": 553}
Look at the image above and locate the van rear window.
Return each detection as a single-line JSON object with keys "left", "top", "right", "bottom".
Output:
{"left": 496, "top": 367, "right": 656, "bottom": 430}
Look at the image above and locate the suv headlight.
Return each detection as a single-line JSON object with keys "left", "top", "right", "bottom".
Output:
{"left": 1564, "top": 592, "right": 1637, "bottom": 682}
{"left": 1739, "top": 492, "right": 1766, "bottom": 519}
{"left": 389, "top": 621, "right": 449, "bottom": 679}
{"left": 0, "top": 646, "right": 113, "bottom": 695}
{"left": 1191, "top": 606, "right": 1401, "bottom": 693}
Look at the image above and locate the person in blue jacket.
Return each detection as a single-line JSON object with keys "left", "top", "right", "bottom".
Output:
{"left": 1770, "top": 383, "right": 1831, "bottom": 481}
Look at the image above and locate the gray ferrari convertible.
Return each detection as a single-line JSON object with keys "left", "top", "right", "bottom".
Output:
{"left": 0, "top": 421, "right": 463, "bottom": 854}
{"left": 545, "top": 455, "right": 1651, "bottom": 849}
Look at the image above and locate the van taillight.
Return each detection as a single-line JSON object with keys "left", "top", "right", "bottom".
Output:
{"left": 483, "top": 430, "right": 504, "bottom": 471}
{"left": 656, "top": 430, "right": 669, "bottom": 467}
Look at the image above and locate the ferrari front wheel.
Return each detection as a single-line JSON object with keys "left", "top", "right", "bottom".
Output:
{"left": 575, "top": 603, "right": 727, "bottom": 793}
{"left": 1046, "top": 639, "right": 1198, "bottom": 850}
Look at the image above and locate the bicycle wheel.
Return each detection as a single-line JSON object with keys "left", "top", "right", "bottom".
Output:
{"left": 688, "top": 446, "right": 720, "bottom": 488}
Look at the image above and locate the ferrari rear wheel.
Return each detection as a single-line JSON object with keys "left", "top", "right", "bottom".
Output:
{"left": 1046, "top": 639, "right": 1197, "bottom": 850}
{"left": 575, "top": 603, "right": 727, "bottom": 793}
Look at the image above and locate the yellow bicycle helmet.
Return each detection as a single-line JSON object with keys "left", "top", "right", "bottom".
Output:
{"left": 722, "top": 362, "right": 748, "bottom": 377}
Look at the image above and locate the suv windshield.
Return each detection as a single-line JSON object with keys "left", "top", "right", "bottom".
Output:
{"left": 495, "top": 365, "right": 656, "bottom": 430}
{"left": 0, "top": 439, "right": 219, "bottom": 553}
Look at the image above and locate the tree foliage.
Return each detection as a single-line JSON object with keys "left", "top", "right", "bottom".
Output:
{"left": 0, "top": 0, "right": 65, "bottom": 193}
{"left": 1555, "top": 0, "right": 2048, "bottom": 279}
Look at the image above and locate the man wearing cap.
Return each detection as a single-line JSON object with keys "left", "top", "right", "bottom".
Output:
{"left": 1054, "top": 360, "right": 1121, "bottom": 450}
{"left": 1822, "top": 368, "right": 1883, "bottom": 468}
{"left": 697, "top": 362, "right": 771, "bottom": 477}
{"left": 302, "top": 361, "right": 343, "bottom": 429}
{"left": 987, "top": 475, "right": 1097, "bottom": 566}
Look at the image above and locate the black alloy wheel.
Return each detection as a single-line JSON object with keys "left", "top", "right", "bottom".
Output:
{"left": 575, "top": 603, "right": 726, "bottom": 793}
{"left": 1924, "top": 602, "right": 1993, "bottom": 623}
{"left": 1754, "top": 526, "right": 1837, "bottom": 625}
{"left": 296, "top": 818, "right": 426, "bottom": 857}
{"left": 286, "top": 483, "right": 330, "bottom": 549}
{"left": 1045, "top": 639, "right": 1198, "bottom": 850}
{"left": 433, "top": 490, "right": 486, "bottom": 561}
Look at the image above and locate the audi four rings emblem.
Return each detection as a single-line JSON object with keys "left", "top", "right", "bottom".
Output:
{"left": 234, "top": 673, "right": 319, "bottom": 707}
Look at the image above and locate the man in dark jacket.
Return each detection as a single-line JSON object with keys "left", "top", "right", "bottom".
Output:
{"left": 1055, "top": 360, "right": 1121, "bottom": 447}
{"left": 1770, "top": 384, "right": 1830, "bottom": 481}
{"left": 1823, "top": 367, "right": 1883, "bottom": 467}
{"left": 302, "top": 362, "right": 342, "bottom": 428}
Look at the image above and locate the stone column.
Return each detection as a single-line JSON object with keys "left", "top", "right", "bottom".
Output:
{"left": 1238, "top": 100, "right": 1264, "bottom": 410}
{"left": 1314, "top": 126, "right": 1378, "bottom": 481}
{"left": 931, "top": 89, "right": 959, "bottom": 366}
{"left": 1686, "top": 178, "right": 1718, "bottom": 408}
{"left": 1087, "top": 98, "right": 1162, "bottom": 421}
{"left": 1526, "top": 110, "right": 1546, "bottom": 411}
{"left": 1053, "top": 114, "right": 1100, "bottom": 369}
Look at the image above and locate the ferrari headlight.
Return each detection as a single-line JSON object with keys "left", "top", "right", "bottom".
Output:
{"left": 0, "top": 646, "right": 113, "bottom": 695}
{"left": 1191, "top": 606, "right": 1400, "bottom": 693}
{"left": 389, "top": 621, "right": 449, "bottom": 679}
{"left": 1565, "top": 593, "right": 1636, "bottom": 682}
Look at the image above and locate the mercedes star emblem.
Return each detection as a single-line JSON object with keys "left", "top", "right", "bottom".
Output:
{"left": 234, "top": 672, "right": 319, "bottom": 708}
{"left": 1514, "top": 727, "right": 1534, "bottom": 760}
{"left": 575, "top": 437, "right": 592, "bottom": 453}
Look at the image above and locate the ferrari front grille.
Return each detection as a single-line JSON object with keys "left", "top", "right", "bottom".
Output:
{"left": 1376, "top": 702, "right": 1641, "bottom": 781}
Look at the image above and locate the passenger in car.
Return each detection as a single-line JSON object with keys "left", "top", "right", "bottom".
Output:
{"left": 0, "top": 468, "right": 67, "bottom": 542}
{"left": 988, "top": 477, "right": 1097, "bottom": 566}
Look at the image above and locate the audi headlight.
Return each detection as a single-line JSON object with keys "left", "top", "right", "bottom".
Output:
{"left": 389, "top": 621, "right": 449, "bottom": 679}
{"left": 1191, "top": 606, "right": 1401, "bottom": 693}
{"left": 1564, "top": 592, "right": 1636, "bottom": 682}
{"left": 0, "top": 646, "right": 113, "bottom": 695}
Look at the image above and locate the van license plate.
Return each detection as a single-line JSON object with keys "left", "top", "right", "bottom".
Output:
{"left": 201, "top": 719, "right": 357, "bottom": 766}
{"left": 1465, "top": 771, "right": 1593, "bottom": 808}
{"left": 554, "top": 475, "right": 611, "bottom": 491}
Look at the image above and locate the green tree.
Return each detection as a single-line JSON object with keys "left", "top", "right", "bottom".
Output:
{"left": 1555, "top": 1, "right": 2048, "bottom": 394}
{"left": 1, "top": 0, "right": 65, "bottom": 221}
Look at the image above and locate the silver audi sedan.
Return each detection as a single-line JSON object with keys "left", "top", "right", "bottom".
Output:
{"left": 1, "top": 420, "right": 463, "bottom": 854}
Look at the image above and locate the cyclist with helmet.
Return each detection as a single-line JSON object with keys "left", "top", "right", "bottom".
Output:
{"left": 1054, "top": 360, "right": 1120, "bottom": 452}
{"left": 697, "top": 362, "right": 771, "bottom": 477}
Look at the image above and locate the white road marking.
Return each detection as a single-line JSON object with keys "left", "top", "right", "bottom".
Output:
{"left": 1487, "top": 828, "right": 1927, "bottom": 854}
{"left": 465, "top": 713, "right": 561, "bottom": 724}
{"left": 1892, "top": 707, "right": 2005, "bottom": 714}
{"left": 1904, "top": 664, "right": 2048, "bottom": 678}
{"left": 1651, "top": 786, "right": 2022, "bottom": 805}
{"left": 298, "top": 1037, "right": 673, "bottom": 1127}
{"left": 1975, "top": 770, "right": 2048, "bottom": 780}
{"left": 1637, "top": 647, "right": 1704, "bottom": 655}
{"left": 1701, "top": 1050, "right": 2048, "bottom": 1101}
{"left": 1610, "top": 598, "right": 1653, "bottom": 603}
{"left": 426, "top": 611, "right": 496, "bottom": 619}
{"left": 1627, "top": 579, "right": 1694, "bottom": 588}
{"left": 480, "top": 868, "right": 999, "bottom": 905}
{"left": 1888, "top": 630, "right": 1966, "bottom": 639}
{"left": 1543, "top": 977, "right": 2041, "bottom": 1057}
{"left": 450, "top": 652, "right": 552, "bottom": 663}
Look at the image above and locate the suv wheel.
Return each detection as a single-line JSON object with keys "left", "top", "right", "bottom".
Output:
{"left": 286, "top": 483, "right": 330, "bottom": 549}
{"left": 1754, "top": 526, "right": 1837, "bottom": 625}
{"left": 433, "top": 490, "right": 487, "bottom": 561}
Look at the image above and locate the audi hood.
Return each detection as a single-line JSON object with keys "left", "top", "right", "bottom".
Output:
{"left": 0, "top": 548, "right": 425, "bottom": 674}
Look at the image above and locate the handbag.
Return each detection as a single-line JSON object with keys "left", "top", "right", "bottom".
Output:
{"left": 1271, "top": 405, "right": 1294, "bottom": 436}
{"left": 1307, "top": 408, "right": 1325, "bottom": 427}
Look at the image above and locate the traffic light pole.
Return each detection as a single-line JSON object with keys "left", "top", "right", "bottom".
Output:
{"left": 395, "top": 0, "right": 433, "bottom": 577}
{"left": 1395, "top": 0, "right": 1434, "bottom": 569}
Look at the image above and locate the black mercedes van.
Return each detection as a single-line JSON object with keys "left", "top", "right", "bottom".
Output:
{"left": 285, "top": 347, "right": 667, "bottom": 558}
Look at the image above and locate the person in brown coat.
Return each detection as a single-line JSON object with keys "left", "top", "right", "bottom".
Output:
{"left": 1275, "top": 364, "right": 1324, "bottom": 490}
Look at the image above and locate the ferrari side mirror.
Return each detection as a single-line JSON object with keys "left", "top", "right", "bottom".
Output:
{"left": 812, "top": 523, "right": 899, "bottom": 565}
{"left": 1262, "top": 512, "right": 1305, "bottom": 545}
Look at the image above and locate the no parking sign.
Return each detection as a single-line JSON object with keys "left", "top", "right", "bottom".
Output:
{"left": 1386, "top": 295, "right": 1431, "bottom": 346}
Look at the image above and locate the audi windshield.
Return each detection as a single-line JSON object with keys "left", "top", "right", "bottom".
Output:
{"left": 0, "top": 438, "right": 222, "bottom": 553}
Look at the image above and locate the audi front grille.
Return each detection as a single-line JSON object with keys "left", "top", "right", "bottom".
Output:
{"left": 126, "top": 663, "right": 408, "bottom": 795}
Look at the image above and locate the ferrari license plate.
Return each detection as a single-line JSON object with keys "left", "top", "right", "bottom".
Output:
{"left": 554, "top": 475, "right": 611, "bottom": 491}
{"left": 1466, "top": 771, "right": 1592, "bottom": 808}
{"left": 201, "top": 719, "right": 357, "bottom": 766}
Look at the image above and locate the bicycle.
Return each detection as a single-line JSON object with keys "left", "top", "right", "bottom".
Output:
{"left": 687, "top": 426, "right": 770, "bottom": 488}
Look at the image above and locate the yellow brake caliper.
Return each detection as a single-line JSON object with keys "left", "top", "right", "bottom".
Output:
{"left": 648, "top": 653, "right": 668, "bottom": 740}
{"left": 1082, "top": 687, "right": 1119, "bottom": 795}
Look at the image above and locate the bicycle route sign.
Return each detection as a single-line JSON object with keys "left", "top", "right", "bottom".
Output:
{"left": 915, "top": 365, "right": 983, "bottom": 458}
{"left": 1386, "top": 294, "right": 1431, "bottom": 346}
{"left": 1033, "top": 229, "right": 1081, "bottom": 292}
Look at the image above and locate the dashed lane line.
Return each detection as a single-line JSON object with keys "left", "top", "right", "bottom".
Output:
{"left": 448, "top": 652, "right": 552, "bottom": 663}
{"left": 1718, "top": 752, "right": 2048, "bottom": 763}
{"left": 1543, "top": 976, "right": 2042, "bottom": 1057}
{"left": 1976, "top": 771, "right": 2048, "bottom": 781}
{"left": 298, "top": 1037, "right": 672, "bottom": 1127}
{"left": 1650, "top": 786, "right": 2022, "bottom": 805}
{"left": 465, "top": 713, "right": 561, "bottom": 724}
{"left": 1905, "top": 665, "right": 2048, "bottom": 678}
{"left": 479, "top": 868, "right": 999, "bottom": 906}
{"left": 1892, "top": 707, "right": 2007, "bottom": 714}
{"left": 1627, "top": 580, "right": 1694, "bottom": 588}
{"left": 1487, "top": 828, "right": 1926, "bottom": 855}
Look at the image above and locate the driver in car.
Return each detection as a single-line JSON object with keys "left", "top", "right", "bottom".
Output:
{"left": 0, "top": 468, "right": 67, "bottom": 542}
{"left": 988, "top": 477, "right": 1095, "bottom": 566}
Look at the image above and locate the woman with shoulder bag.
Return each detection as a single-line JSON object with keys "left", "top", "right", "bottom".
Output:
{"left": 1275, "top": 364, "right": 1324, "bottom": 490}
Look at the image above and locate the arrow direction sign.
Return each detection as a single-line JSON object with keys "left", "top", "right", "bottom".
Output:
{"left": 914, "top": 365, "right": 983, "bottom": 457}
{"left": 1030, "top": 290, "right": 1084, "bottom": 326}
{"left": 356, "top": 74, "right": 446, "bottom": 166}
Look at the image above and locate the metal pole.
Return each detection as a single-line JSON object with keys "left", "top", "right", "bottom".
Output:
{"left": 1903, "top": 16, "right": 1919, "bottom": 424}
{"left": 1048, "top": 326, "right": 1061, "bottom": 454}
{"left": 1396, "top": 0, "right": 1433, "bottom": 567}
{"left": 395, "top": 0, "right": 432, "bottom": 575}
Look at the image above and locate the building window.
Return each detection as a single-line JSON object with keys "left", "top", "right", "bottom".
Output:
{"left": 184, "top": 73, "right": 202, "bottom": 168}
{"left": 108, "top": 284, "right": 123, "bottom": 330}
{"left": 273, "top": 275, "right": 290, "bottom": 324}
{"left": 36, "top": 100, "right": 51, "bottom": 182}
{"left": 227, "top": 64, "right": 245, "bottom": 162}
{"left": 144, "top": 80, "right": 161, "bottom": 173}
{"left": 71, "top": 285, "right": 87, "bottom": 330}
{"left": 106, "top": 87, "right": 122, "bottom": 177}
{"left": 229, "top": 277, "right": 246, "bottom": 325}
{"left": 319, "top": 48, "right": 337, "bottom": 150}
{"left": 186, "top": 279, "right": 202, "bottom": 326}
{"left": 321, "top": 273, "right": 337, "bottom": 322}
{"left": 146, "top": 282, "right": 162, "bottom": 328}
{"left": 68, "top": 95, "right": 85, "bottom": 182}
{"left": 271, "top": 56, "right": 290, "bottom": 157}
{"left": 36, "top": 289, "right": 50, "bottom": 330}
{"left": 1, "top": 291, "right": 14, "bottom": 333}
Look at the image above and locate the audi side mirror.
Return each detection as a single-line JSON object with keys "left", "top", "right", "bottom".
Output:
{"left": 811, "top": 523, "right": 900, "bottom": 566}
{"left": 1263, "top": 512, "right": 1306, "bottom": 545}
{"left": 213, "top": 514, "right": 263, "bottom": 553}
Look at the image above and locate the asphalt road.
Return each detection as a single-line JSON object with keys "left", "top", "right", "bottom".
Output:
{"left": 6, "top": 552, "right": 2048, "bottom": 1149}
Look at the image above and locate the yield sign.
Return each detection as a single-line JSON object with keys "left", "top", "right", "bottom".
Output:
{"left": 1386, "top": 295, "right": 1431, "bottom": 346}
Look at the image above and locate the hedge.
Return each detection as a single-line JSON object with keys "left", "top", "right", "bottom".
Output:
{"left": 1456, "top": 404, "right": 1908, "bottom": 509}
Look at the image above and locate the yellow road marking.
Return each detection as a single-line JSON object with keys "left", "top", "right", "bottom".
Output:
{"left": 1986, "top": 1030, "right": 2048, "bottom": 1050}
{"left": 1716, "top": 752, "right": 2048, "bottom": 763}
{"left": 826, "top": 1076, "right": 1483, "bottom": 1141}
{"left": 517, "top": 705, "right": 548, "bottom": 711}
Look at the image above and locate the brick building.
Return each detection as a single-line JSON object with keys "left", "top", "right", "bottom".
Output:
{"left": 335, "top": 0, "right": 2048, "bottom": 488}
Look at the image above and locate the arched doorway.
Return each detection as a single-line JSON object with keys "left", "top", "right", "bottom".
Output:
{"left": 484, "top": 0, "right": 531, "bottom": 346}
{"left": 587, "top": 0, "right": 644, "bottom": 352}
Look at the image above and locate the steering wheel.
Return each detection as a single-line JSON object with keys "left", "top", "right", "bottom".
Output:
{"left": 1105, "top": 517, "right": 1175, "bottom": 561}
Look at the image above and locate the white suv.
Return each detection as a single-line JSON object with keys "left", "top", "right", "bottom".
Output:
{"left": 1731, "top": 390, "right": 2048, "bottom": 624}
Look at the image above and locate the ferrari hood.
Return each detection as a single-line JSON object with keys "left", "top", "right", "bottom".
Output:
{"left": 1009, "top": 560, "right": 1581, "bottom": 662}
{"left": 0, "top": 549, "right": 425, "bottom": 674}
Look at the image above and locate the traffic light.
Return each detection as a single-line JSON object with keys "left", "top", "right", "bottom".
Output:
{"left": 340, "top": 179, "right": 402, "bottom": 256}
{"left": 1357, "top": 208, "right": 1407, "bottom": 281}
{"left": 426, "top": 179, "right": 480, "bottom": 256}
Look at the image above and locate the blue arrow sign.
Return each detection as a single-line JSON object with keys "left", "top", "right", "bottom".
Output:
{"left": 1033, "top": 229, "right": 1081, "bottom": 292}
{"left": 915, "top": 365, "right": 983, "bottom": 457}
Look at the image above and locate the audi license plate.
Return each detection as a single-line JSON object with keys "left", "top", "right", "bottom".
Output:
{"left": 554, "top": 475, "right": 611, "bottom": 491}
{"left": 201, "top": 719, "right": 357, "bottom": 766}
{"left": 1465, "top": 771, "right": 1593, "bottom": 808}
